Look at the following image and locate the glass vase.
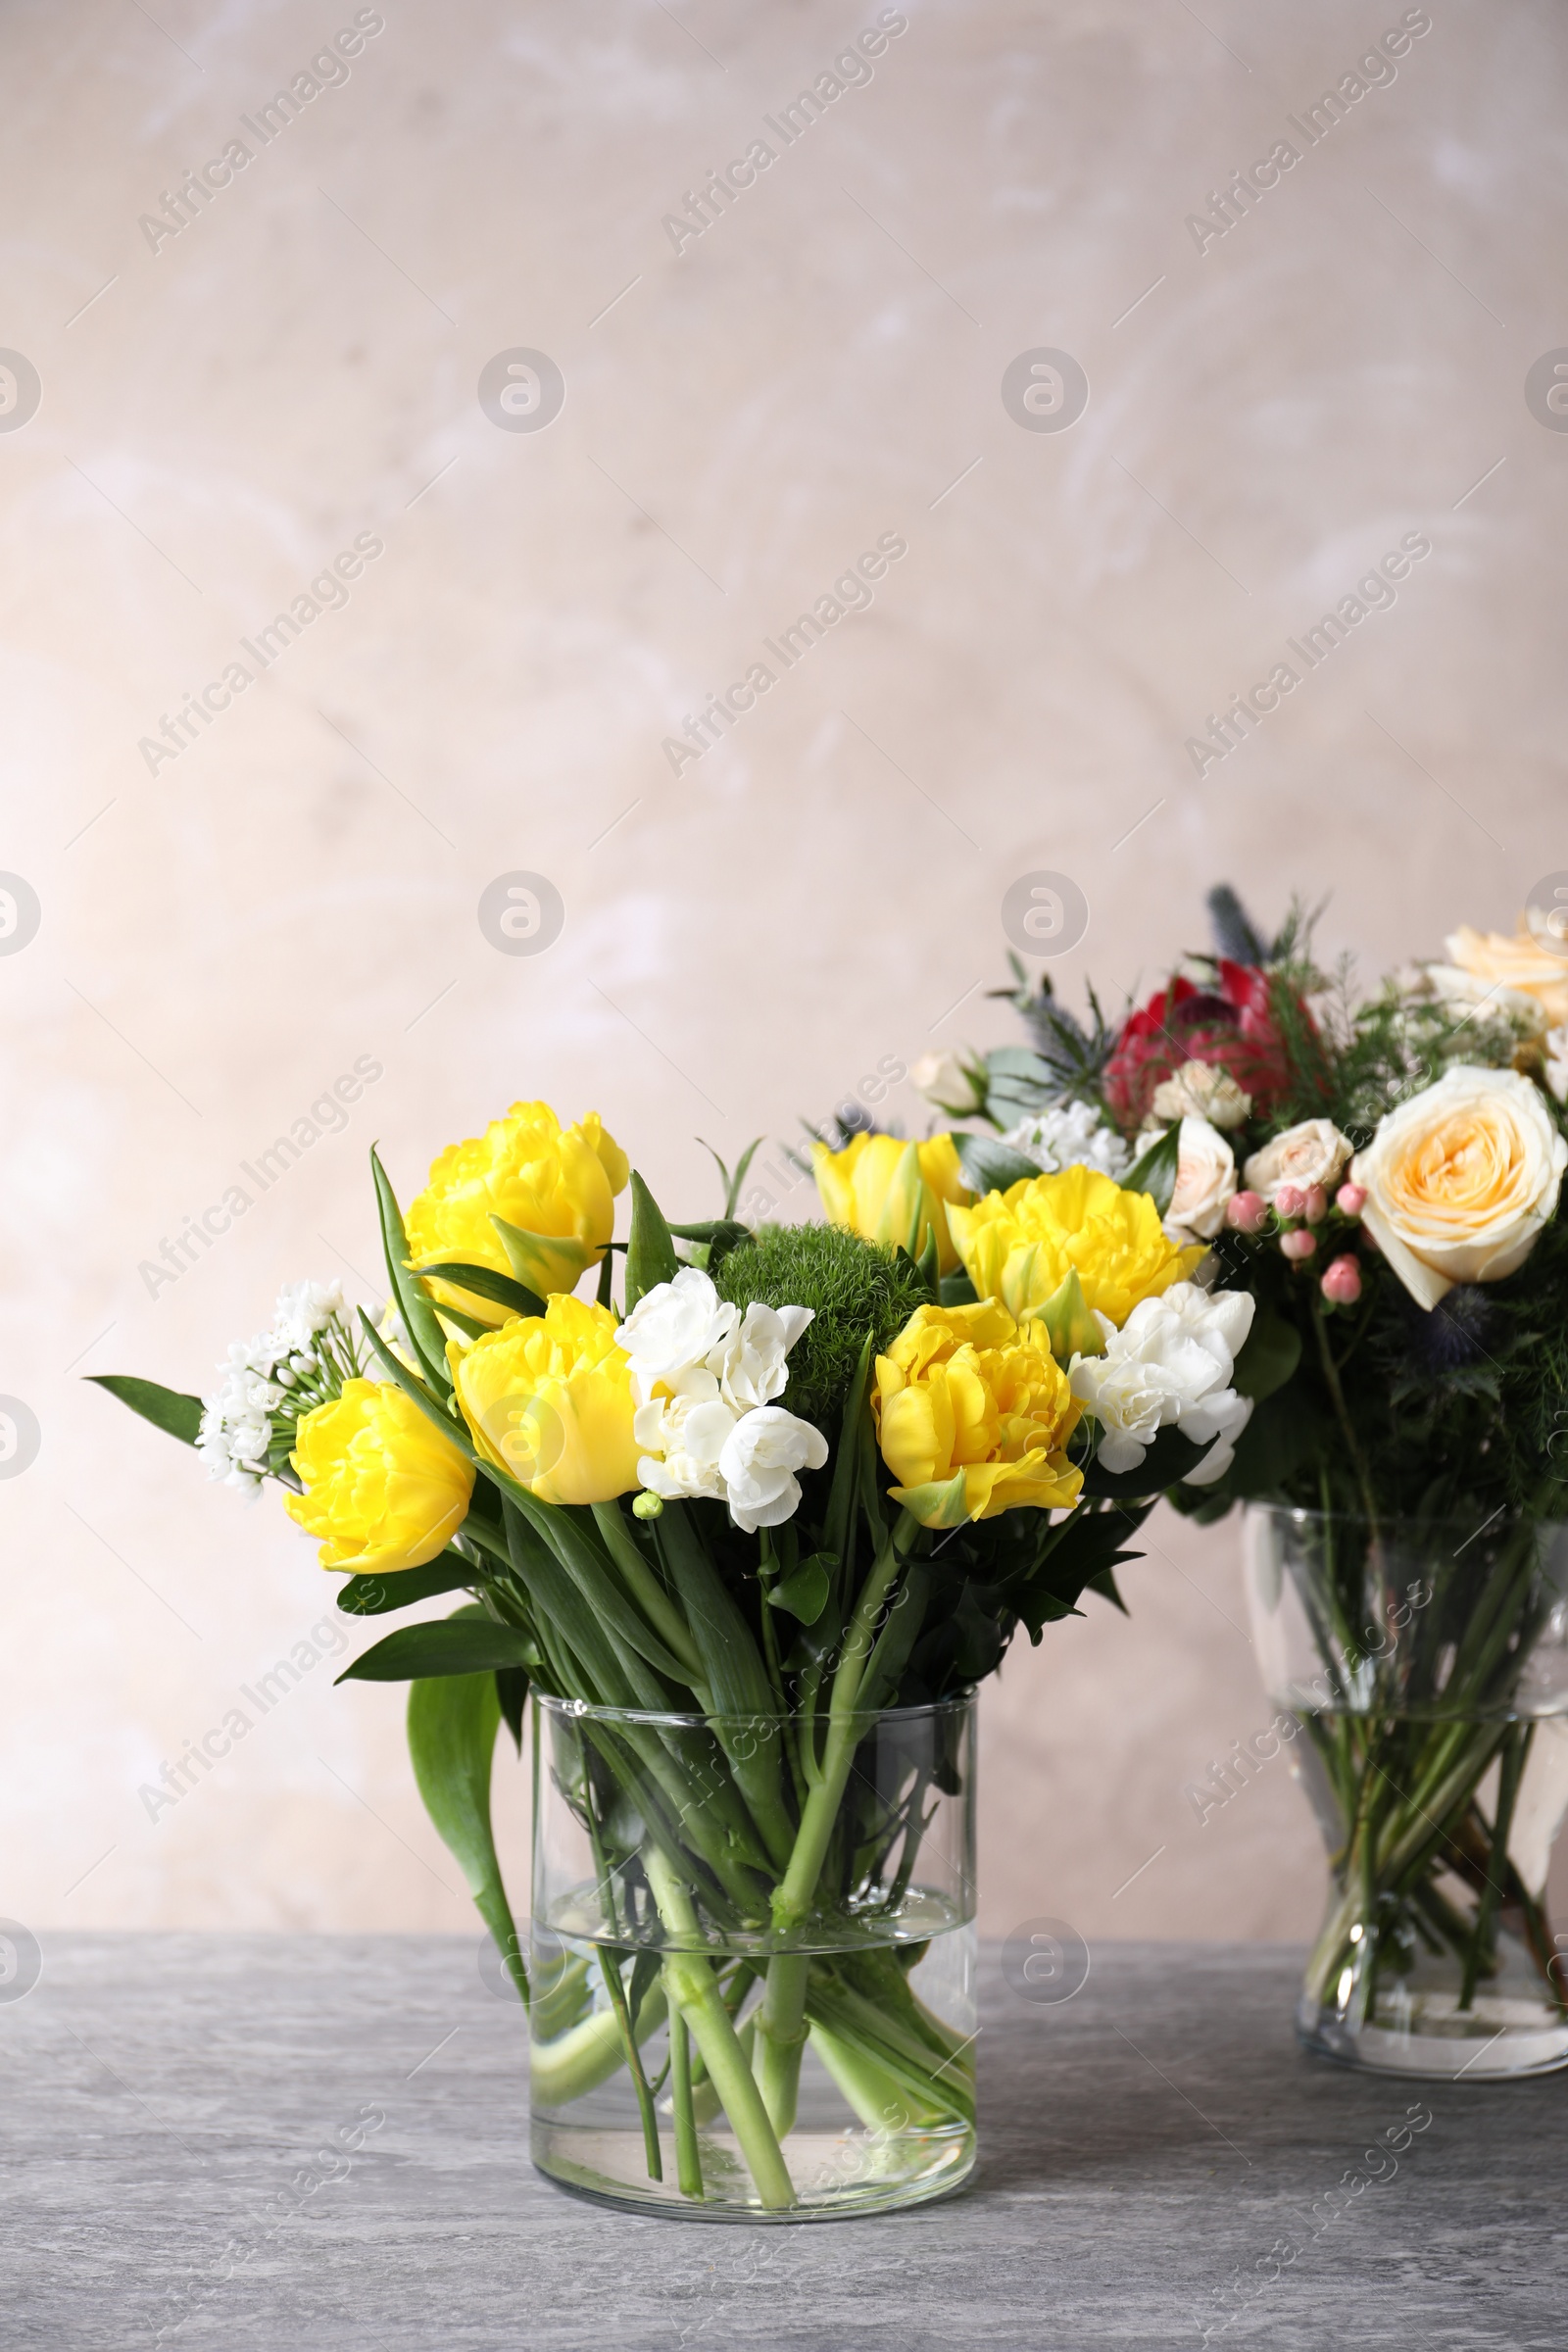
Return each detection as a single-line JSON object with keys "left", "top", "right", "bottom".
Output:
{"left": 1246, "top": 1506, "right": 1568, "bottom": 2079}
{"left": 528, "top": 1690, "right": 977, "bottom": 2219}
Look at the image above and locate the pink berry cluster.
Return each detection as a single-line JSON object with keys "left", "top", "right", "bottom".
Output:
{"left": 1224, "top": 1180, "right": 1368, "bottom": 1307}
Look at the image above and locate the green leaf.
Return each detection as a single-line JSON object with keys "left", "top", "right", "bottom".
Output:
{"left": 1078, "top": 1422, "right": 1209, "bottom": 1497}
{"left": 1037, "top": 1267, "right": 1102, "bottom": 1364}
{"left": 1231, "top": 1308, "right": 1302, "bottom": 1404}
{"left": 370, "top": 1147, "right": 451, "bottom": 1394}
{"left": 490, "top": 1218, "right": 594, "bottom": 1298}
{"left": 356, "top": 1308, "right": 474, "bottom": 1457}
{"left": 496, "top": 1665, "right": 527, "bottom": 1752}
{"left": 86, "top": 1375, "right": 202, "bottom": 1446}
{"left": 697, "top": 1138, "right": 762, "bottom": 1219}
{"left": 336, "top": 1617, "right": 535, "bottom": 1682}
{"left": 767, "top": 1553, "right": 831, "bottom": 1625}
{"left": 337, "top": 1551, "right": 479, "bottom": 1616}
{"left": 940, "top": 1267, "right": 979, "bottom": 1307}
{"left": 405, "top": 1610, "right": 527, "bottom": 2007}
{"left": 953, "top": 1133, "right": 1041, "bottom": 1199}
{"left": 416, "top": 1261, "right": 545, "bottom": 1321}
{"left": 1121, "top": 1123, "right": 1181, "bottom": 1216}
{"left": 624, "top": 1171, "right": 678, "bottom": 1312}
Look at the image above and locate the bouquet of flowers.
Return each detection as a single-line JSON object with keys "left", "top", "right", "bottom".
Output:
{"left": 95, "top": 1095, "right": 1260, "bottom": 2212}
{"left": 919, "top": 889, "right": 1568, "bottom": 2069}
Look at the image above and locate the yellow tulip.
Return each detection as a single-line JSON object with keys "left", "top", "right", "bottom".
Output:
{"left": 811, "top": 1132, "right": 972, "bottom": 1274}
{"left": 404, "top": 1102, "right": 629, "bottom": 1319}
{"left": 450, "top": 1295, "right": 641, "bottom": 1507}
{"left": 874, "top": 1300, "right": 1083, "bottom": 1526}
{"left": 284, "top": 1380, "right": 475, "bottom": 1573}
{"left": 949, "top": 1165, "right": 1204, "bottom": 1329}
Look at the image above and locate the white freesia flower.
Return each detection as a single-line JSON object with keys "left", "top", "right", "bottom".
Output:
{"left": 1151, "top": 1058, "right": 1252, "bottom": 1129}
{"left": 634, "top": 1377, "right": 735, "bottom": 1503}
{"left": 1002, "top": 1099, "right": 1130, "bottom": 1180}
{"left": 1163, "top": 1116, "right": 1237, "bottom": 1243}
{"left": 717, "top": 1405, "right": 830, "bottom": 1533}
{"left": 1069, "top": 1281, "right": 1255, "bottom": 1486}
{"left": 618, "top": 1266, "right": 738, "bottom": 1401}
{"left": 627, "top": 1269, "right": 821, "bottom": 1527}
{"left": 713, "top": 1301, "right": 813, "bottom": 1413}
{"left": 1243, "top": 1117, "right": 1350, "bottom": 1205}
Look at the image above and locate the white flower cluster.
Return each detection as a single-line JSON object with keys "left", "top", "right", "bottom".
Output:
{"left": 1069, "top": 1281, "right": 1255, "bottom": 1488}
{"left": 197, "top": 1279, "right": 350, "bottom": 1493}
{"left": 1002, "top": 1099, "right": 1130, "bottom": 1180}
{"left": 618, "top": 1267, "right": 828, "bottom": 1534}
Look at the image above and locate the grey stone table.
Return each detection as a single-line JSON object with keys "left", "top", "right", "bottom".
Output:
{"left": 4, "top": 1936, "right": 1563, "bottom": 2351}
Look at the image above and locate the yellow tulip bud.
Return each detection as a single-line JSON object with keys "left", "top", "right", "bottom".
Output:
{"left": 811, "top": 1132, "right": 971, "bottom": 1275}
{"left": 283, "top": 1380, "right": 475, "bottom": 1573}
{"left": 948, "top": 1165, "right": 1204, "bottom": 1330}
{"left": 450, "top": 1295, "right": 641, "bottom": 1507}
{"left": 404, "top": 1102, "right": 629, "bottom": 1322}
{"left": 873, "top": 1299, "right": 1083, "bottom": 1525}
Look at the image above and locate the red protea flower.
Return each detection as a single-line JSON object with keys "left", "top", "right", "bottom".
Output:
{"left": 1103, "top": 961, "right": 1298, "bottom": 1130}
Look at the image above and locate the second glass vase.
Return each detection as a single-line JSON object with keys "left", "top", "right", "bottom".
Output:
{"left": 1247, "top": 1506, "right": 1568, "bottom": 2079}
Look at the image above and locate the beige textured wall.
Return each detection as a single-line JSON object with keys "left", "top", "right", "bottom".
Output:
{"left": 4, "top": 0, "right": 1566, "bottom": 1954}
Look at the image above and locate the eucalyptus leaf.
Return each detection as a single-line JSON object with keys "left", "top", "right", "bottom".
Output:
{"left": 1121, "top": 1123, "right": 1181, "bottom": 1216}
{"left": 766, "top": 1554, "right": 831, "bottom": 1626}
{"left": 953, "top": 1133, "right": 1041, "bottom": 1199}
{"left": 87, "top": 1375, "right": 202, "bottom": 1447}
{"left": 1231, "top": 1309, "right": 1302, "bottom": 1404}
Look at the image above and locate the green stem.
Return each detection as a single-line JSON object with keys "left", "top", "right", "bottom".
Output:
{"left": 1311, "top": 1292, "right": 1380, "bottom": 1538}
{"left": 1458, "top": 1723, "right": 1531, "bottom": 2011}
{"left": 753, "top": 1953, "right": 809, "bottom": 2137}
{"left": 771, "top": 1513, "right": 915, "bottom": 1937}
{"left": 591, "top": 1499, "right": 708, "bottom": 1691}
{"left": 667, "top": 1997, "right": 705, "bottom": 2199}
{"left": 599, "top": 1949, "right": 662, "bottom": 2181}
{"left": 643, "top": 1847, "right": 795, "bottom": 2208}
{"left": 531, "top": 1981, "right": 668, "bottom": 2108}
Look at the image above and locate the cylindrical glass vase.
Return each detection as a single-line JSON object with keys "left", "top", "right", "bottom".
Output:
{"left": 528, "top": 1691, "right": 977, "bottom": 2219}
{"left": 1246, "top": 1506, "right": 1568, "bottom": 2079}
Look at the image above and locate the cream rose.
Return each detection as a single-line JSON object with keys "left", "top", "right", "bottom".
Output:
{"left": 1350, "top": 1063, "right": 1568, "bottom": 1310}
{"left": 1244, "top": 1117, "right": 1351, "bottom": 1205}
{"left": 910, "top": 1049, "right": 983, "bottom": 1118}
{"left": 1545, "top": 1025, "right": 1568, "bottom": 1107}
{"left": 1445, "top": 923, "right": 1568, "bottom": 1027}
{"left": 1151, "top": 1058, "right": 1251, "bottom": 1129}
{"left": 1163, "top": 1115, "right": 1237, "bottom": 1243}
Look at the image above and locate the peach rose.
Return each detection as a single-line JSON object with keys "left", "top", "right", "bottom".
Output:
{"left": 1350, "top": 1063, "right": 1568, "bottom": 1311}
{"left": 1445, "top": 922, "right": 1568, "bottom": 1026}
